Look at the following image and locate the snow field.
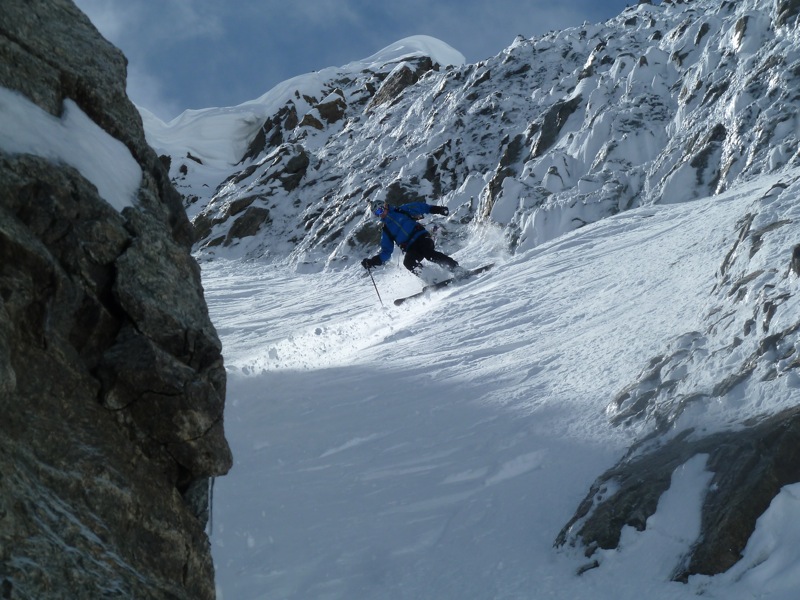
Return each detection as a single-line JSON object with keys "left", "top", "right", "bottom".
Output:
{"left": 204, "top": 176, "right": 800, "bottom": 599}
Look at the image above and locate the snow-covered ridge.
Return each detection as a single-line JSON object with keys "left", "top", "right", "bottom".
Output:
{"left": 147, "top": 0, "right": 800, "bottom": 271}
{"left": 141, "top": 35, "right": 463, "bottom": 169}
{"left": 344, "top": 35, "right": 465, "bottom": 72}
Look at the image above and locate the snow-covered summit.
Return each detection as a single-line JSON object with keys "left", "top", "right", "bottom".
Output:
{"left": 346, "top": 35, "right": 466, "bottom": 71}
{"left": 141, "top": 35, "right": 464, "bottom": 169}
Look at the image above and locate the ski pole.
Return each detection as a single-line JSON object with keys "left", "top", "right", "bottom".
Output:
{"left": 366, "top": 266, "right": 383, "bottom": 306}
{"left": 368, "top": 269, "right": 384, "bottom": 306}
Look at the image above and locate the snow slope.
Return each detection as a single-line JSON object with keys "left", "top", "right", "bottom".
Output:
{"left": 204, "top": 170, "right": 800, "bottom": 599}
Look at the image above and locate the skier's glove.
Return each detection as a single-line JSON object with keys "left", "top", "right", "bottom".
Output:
{"left": 362, "top": 256, "right": 381, "bottom": 270}
{"left": 429, "top": 205, "right": 450, "bottom": 216}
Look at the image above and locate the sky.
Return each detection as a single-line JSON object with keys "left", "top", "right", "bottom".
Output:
{"left": 72, "top": 0, "right": 637, "bottom": 122}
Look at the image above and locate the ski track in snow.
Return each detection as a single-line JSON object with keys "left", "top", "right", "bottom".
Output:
{"left": 204, "top": 181, "right": 800, "bottom": 600}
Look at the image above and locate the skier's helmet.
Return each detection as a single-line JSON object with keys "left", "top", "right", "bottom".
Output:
{"left": 368, "top": 196, "right": 389, "bottom": 218}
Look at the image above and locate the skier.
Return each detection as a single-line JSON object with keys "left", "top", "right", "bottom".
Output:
{"left": 361, "top": 199, "right": 462, "bottom": 276}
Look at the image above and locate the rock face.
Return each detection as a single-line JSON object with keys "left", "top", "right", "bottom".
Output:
{"left": 0, "top": 1, "right": 232, "bottom": 598}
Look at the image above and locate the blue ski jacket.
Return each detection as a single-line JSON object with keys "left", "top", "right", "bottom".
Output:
{"left": 376, "top": 202, "right": 434, "bottom": 264}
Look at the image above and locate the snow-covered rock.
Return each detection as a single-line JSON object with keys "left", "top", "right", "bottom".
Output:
{"left": 149, "top": 0, "right": 800, "bottom": 273}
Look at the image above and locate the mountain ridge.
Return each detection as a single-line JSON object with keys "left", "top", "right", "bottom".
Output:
{"left": 149, "top": 0, "right": 800, "bottom": 270}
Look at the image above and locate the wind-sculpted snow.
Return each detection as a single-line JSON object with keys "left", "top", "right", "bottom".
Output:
{"left": 609, "top": 175, "right": 800, "bottom": 437}
{"left": 555, "top": 173, "right": 800, "bottom": 582}
{"left": 149, "top": 0, "right": 800, "bottom": 270}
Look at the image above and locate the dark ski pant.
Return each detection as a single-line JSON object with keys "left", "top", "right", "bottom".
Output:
{"left": 404, "top": 235, "right": 458, "bottom": 274}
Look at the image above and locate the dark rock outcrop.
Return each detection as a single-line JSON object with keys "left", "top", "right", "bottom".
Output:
{"left": 0, "top": 1, "right": 232, "bottom": 598}
{"left": 775, "top": 0, "right": 800, "bottom": 26}
{"left": 531, "top": 95, "right": 583, "bottom": 158}
{"left": 315, "top": 89, "right": 347, "bottom": 124}
{"left": 225, "top": 206, "right": 272, "bottom": 246}
{"left": 239, "top": 102, "right": 300, "bottom": 163}
{"left": 367, "top": 56, "right": 436, "bottom": 110}
{"left": 556, "top": 407, "right": 800, "bottom": 580}
{"left": 195, "top": 143, "right": 309, "bottom": 247}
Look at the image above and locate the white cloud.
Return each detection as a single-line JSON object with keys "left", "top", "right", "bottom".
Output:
{"left": 158, "top": 0, "right": 225, "bottom": 42}
{"left": 73, "top": 0, "right": 142, "bottom": 45}
{"left": 248, "top": 0, "right": 361, "bottom": 27}
{"left": 74, "top": 0, "right": 228, "bottom": 120}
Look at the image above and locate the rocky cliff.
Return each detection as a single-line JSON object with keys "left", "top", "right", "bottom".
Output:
{"left": 0, "top": 1, "right": 232, "bottom": 598}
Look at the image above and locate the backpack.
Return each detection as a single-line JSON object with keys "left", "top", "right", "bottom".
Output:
{"left": 382, "top": 206, "right": 426, "bottom": 249}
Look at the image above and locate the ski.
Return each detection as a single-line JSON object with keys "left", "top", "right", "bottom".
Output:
{"left": 393, "top": 264, "right": 494, "bottom": 306}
